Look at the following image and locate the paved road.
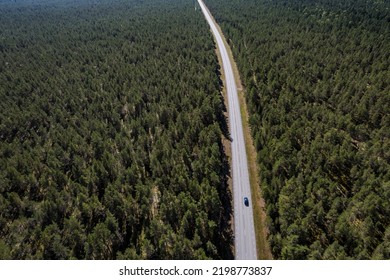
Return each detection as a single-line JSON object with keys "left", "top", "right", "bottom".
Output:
{"left": 197, "top": 0, "right": 257, "bottom": 260}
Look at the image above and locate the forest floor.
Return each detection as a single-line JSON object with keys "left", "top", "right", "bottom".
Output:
{"left": 200, "top": 1, "right": 272, "bottom": 259}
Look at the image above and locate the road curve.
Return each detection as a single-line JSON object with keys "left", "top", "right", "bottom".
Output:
{"left": 197, "top": 0, "right": 257, "bottom": 260}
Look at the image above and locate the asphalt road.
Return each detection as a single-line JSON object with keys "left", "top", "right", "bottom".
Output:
{"left": 197, "top": 0, "right": 257, "bottom": 260}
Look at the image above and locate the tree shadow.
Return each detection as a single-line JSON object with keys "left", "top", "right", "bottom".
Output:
{"left": 215, "top": 63, "right": 234, "bottom": 259}
{"left": 216, "top": 143, "right": 234, "bottom": 259}
{"left": 215, "top": 64, "right": 232, "bottom": 142}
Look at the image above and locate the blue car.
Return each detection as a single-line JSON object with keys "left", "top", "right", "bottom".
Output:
{"left": 244, "top": 197, "right": 249, "bottom": 207}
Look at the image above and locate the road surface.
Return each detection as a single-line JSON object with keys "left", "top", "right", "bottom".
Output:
{"left": 197, "top": 0, "right": 257, "bottom": 260}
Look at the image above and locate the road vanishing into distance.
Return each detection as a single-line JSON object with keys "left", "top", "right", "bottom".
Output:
{"left": 197, "top": 0, "right": 257, "bottom": 260}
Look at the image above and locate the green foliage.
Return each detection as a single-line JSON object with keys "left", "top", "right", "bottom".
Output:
{"left": 0, "top": 0, "right": 233, "bottom": 259}
{"left": 205, "top": 0, "right": 390, "bottom": 259}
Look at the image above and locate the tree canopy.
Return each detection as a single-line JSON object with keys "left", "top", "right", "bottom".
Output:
{"left": 0, "top": 0, "right": 233, "bottom": 259}
{"left": 205, "top": 0, "right": 389, "bottom": 259}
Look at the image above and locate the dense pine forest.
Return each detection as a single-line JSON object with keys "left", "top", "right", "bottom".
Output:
{"left": 205, "top": 0, "right": 389, "bottom": 259}
{"left": 0, "top": 0, "right": 233, "bottom": 259}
